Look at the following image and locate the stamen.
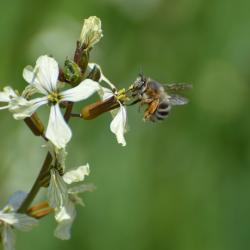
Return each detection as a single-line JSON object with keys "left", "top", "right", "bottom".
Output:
{"left": 48, "top": 92, "right": 61, "bottom": 104}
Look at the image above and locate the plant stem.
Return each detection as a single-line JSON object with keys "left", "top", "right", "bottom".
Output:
{"left": 17, "top": 153, "right": 52, "bottom": 213}
{"left": 17, "top": 103, "right": 74, "bottom": 213}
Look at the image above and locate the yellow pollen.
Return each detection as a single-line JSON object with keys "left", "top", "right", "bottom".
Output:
{"left": 48, "top": 92, "right": 61, "bottom": 104}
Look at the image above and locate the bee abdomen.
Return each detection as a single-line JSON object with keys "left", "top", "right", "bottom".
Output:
{"left": 150, "top": 101, "right": 171, "bottom": 122}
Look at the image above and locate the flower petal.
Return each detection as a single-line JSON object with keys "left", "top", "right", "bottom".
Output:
{"left": 23, "top": 56, "right": 59, "bottom": 94}
{"left": 54, "top": 201, "right": 76, "bottom": 240}
{"left": 0, "top": 212, "right": 38, "bottom": 231}
{"left": 1, "top": 224, "right": 15, "bottom": 250}
{"left": 35, "top": 55, "right": 59, "bottom": 92}
{"left": 43, "top": 142, "right": 68, "bottom": 171}
{"left": 0, "top": 87, "right": 17, "bottom": 102}
{"left": 9, "top": 96, "right": 48, "bottom": 120}
{"left": 60, "top": 79, "right": 99, "bottom": 102}
{"left": 63, "top": 164, "right": 90, "bottom": 185}
{"left": 110, "top": 105, "right": 127, "bottom": 146}
{"left": 68, "top": 183, "right": 96, "bottom": 195}
{"left": 0, "top": 104, "right": 10, "bottom": 110}
{"left": 45, "top": 104, "right": 72, "bottom": 149}
{"left": 23, "top": 65, "right": 47, "bottom": 95}
{"left": 47, "top": 169, "right": 68, "bottom": 209}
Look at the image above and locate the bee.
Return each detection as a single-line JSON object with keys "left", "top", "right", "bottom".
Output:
{"left": 80, "top": 74, "right": 191, "bottom": 121}
{"left": 129, "top": 74, "right": 192, "bottom": 122}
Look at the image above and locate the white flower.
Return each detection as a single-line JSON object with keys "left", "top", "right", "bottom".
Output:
{"left": 79, "top": 16, "right": 103, "bottom": 49}
{"left": 54, "top": 182, "right": 95, "bottom": 240}
{"left": 110, "top": 103, "right": 127, "bottom": 146}
{"left": 47, "top": 164, "right": 91, "bottom": 240}
{"left": 18, "top": 55, "right": 100, "bottom": 148}
{"left": 63, "top": 164, "right": 90, "bottom": 184}
{"left": 0, "top": 87, "right": 18, "bottom": 110}
{"left": 86, "top": 63, "right": 128, "bottom": 146}
{"left": 0, "top": 192, "right": 38, "bottom": 250}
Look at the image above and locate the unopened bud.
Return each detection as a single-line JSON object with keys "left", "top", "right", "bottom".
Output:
{"left": 64, "top": 59, "right": 82, "bottom": 85}
{"left": 79, "top": 16, "right": 103, "bottom": 50}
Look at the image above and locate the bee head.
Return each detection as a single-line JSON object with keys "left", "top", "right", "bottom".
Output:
{"left": 131, "top": 74, "right": 148, "bottom": 97}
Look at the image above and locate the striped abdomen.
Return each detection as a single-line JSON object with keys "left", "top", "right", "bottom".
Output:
{"left": 150, "top": 98, "right": 171, "bottom": 122}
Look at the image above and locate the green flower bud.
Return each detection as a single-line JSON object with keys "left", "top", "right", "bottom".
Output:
{"left": 64, "top": 59, "right": 82, "bottom": 85}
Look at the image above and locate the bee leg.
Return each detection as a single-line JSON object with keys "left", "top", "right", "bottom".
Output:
{"left": 143, "top": 100, "right": 159, "bottom": 120}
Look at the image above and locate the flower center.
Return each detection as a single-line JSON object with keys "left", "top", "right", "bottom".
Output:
{"left": 48, "top": 92, "right": 61, "bottom": 104}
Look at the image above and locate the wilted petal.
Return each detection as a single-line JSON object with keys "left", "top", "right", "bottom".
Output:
{"left": 79, "top": 16, "right": 103, "bottom": 49}
{"left": 63, "top": 164, "right": 90, "bottom": 185}
{"left": 0, "top": 87, "right": 17, "bottom": 110}
{"left": 2, "top": 224, "right": 15, "bottom": 250}
{"left": 0, "top": 212, "right": 38, "bottom": 231}
{"left": 110, "top": 105, "right": 127, "bottom": 146}
{"left": 21, "top": 83, "right": 39, "bottom": 98}
{"left": 0, "top": 212, "right": 18, "bottom": 225}
{"left": 0, "top": 87, "right": 17, "bottom": 102}
{"left": 68, "top": 183, "right": 96, "bottom": 207}
{"left": 60, "top": 79, "right": 99, "bottom": 102}
{"left": 9, "top": 96, "right": 48, "bottom": 120}
{"left": 48, "top": 169, "right": 68, "bottom": 209}
{"left": 68, "top": 183, "right": 96, "bottom": 195}
{"left": 54, "top": 201, "right": 76, "bottom": 240}
{"left": 46, "top": 104, "right": 72, "bottom": 149}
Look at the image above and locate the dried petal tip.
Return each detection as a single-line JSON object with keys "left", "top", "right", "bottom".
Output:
{"left": 79, "top": 16, "right": 103, "bottom": 49}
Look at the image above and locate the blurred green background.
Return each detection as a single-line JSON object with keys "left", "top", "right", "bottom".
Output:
{"left": 0, "top": 0, "right": 250, "bottom": 249}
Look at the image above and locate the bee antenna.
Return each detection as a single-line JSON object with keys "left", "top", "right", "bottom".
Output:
{"left": 138, "top": 67, "right": 144, "bottom": 78}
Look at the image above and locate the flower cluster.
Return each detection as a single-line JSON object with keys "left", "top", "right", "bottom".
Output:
{"left": 0, "top": 16, "right": 128, "bottom": 249}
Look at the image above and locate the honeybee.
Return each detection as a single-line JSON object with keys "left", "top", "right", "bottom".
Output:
{"left": 129, "top": 74, "right": 192, "bottom": 122}
{"left": 81, "top": 74, "right": 191, "bottom": 121}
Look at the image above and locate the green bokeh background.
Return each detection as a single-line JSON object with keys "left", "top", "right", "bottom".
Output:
{"left": 0, "top": 0, "right": 250, "bottom": 249}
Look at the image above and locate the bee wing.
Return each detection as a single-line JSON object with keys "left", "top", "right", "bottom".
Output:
{"left": 168, "top": 94, "right": 189, "bottom": 106}
{"left": 163, "top": 83, "right": 192, "bottom": 92}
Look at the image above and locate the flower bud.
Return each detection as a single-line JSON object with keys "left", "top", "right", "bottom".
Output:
{"left": 64, "top": 59, "right": 82, "bottom": 85}
{"left": 79, "top": 16, "right": 103, "bottom": 50}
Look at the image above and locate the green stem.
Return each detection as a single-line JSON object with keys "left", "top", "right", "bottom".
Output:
{"left": 17, "top": 103, "right": 74, "bottom": 213}
{"left": 17, "top": 153, "right": 52, "bottom": 213}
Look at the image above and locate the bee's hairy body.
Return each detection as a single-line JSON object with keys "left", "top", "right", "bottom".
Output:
{"left": 132, "top": 76, "right": 172, "bottom": 122}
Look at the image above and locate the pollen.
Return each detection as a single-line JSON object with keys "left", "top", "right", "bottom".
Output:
{"left": 48, "top": 92, "right": 61, "bottom": 104}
